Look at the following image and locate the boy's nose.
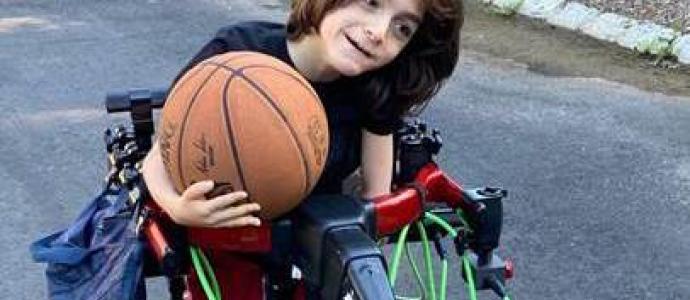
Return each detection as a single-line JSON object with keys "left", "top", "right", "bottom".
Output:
{"left": 364, "top": 28, "right": 382, "bottom": 45}
{"left": 364, "top": 18, "right": 389, "bottom": 45}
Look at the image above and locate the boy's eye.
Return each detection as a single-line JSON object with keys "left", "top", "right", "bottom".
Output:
{"left": 398, "top": 24, "right": 411, "bottom": 37}
{"left": 394, "top": 22, "right": 416, "bottom": 39}
{"left": 362, "top": 0, "right": 379, "bottom": 8}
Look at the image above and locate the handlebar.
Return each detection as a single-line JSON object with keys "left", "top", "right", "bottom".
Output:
{"left": 105, "top": 88, "right": 167, "bottom": 113}
{"left": 104, "top": 88, "right": 167, "bottom": 155}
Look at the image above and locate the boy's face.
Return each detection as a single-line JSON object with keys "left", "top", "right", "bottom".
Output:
{"left": 318, "top": 0, "right": 423, "bottom": 77}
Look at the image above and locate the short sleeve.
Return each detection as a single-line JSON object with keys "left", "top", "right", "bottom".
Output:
{"left": 171, "top": 23, "right": 268, "bottom": 86}
{"left": 360, "top": 97, "right": 401, "bottom": 135}
{"left": 170, "top": 29, "right": 231, "bottom": 86}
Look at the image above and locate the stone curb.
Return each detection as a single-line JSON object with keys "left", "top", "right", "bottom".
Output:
{"left": 478, "top": 0, "right": 690, "bottom": 65}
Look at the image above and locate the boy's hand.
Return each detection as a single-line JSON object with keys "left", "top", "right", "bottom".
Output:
{"left": 169, "top": 180, "right": 261, "bottom": 228}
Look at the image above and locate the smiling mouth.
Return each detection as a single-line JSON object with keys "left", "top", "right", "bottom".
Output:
{"left": 345, "top": 34, "right": 373, "bottom": 58}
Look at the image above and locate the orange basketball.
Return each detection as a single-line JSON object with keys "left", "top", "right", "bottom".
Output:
{"left": 158, "top": 51, "right": 329, "bottom": 220}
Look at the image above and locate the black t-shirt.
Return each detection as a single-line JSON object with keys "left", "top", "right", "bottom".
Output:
{"left": 172, "top": 21, "right": 399, "bottom": 194}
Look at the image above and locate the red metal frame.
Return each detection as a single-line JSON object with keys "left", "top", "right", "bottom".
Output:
{"left": 185, "top": 251, "right": 271, "bottom": 300}
{"left": 143, "top": 162, "right": 467, "bottom": 300}
{"left": 371, "top": 162, "right": 484, "bottom": 236}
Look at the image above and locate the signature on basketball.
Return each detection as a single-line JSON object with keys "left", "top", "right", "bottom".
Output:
{"left": 307, "top": 116, "right": 327, "bottom": 167}
{"left": 193, "top": 134, "right": 215, "bottom": 175}
{"left": 159, "top": 121, "right": 176, "bottom": 176}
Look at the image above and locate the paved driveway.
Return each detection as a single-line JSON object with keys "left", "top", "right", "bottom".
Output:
{"left": 1, "top": 0, "right": 688, "bottom": 299}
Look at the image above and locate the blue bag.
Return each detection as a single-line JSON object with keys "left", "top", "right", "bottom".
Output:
{"left": 30, "top": 188, "right": 146, "bottom": 300}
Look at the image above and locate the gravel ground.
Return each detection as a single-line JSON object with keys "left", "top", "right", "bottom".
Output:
{"left": 572, "top": 0, "right": 690, "bottom": 33}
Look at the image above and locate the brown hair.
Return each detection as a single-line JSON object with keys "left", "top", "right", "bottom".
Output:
{"left": 287, "top": 0, "right": 464, "bottom": 117}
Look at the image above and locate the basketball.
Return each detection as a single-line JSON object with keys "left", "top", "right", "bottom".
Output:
{"left": 158, "top": 51, "right": 329, "bottom": 220}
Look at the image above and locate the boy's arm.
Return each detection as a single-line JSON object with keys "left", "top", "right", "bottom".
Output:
{"left": 141, "top": 142, "right": 182, "bottom": 215}
{"left": 359, "top": 129, "right": 394, "bottom": 199}
{"left": 141, "top": 142, "right": 261, "bottom": 227}
{"left": 148, "top": 24, "right": 265, "bottom": 227}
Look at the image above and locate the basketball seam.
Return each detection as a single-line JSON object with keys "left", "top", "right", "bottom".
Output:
{"left": 235, "top": 69, "right": 313, "bottom": 196}
{"left": 241, "top": 65, "right": 326, "bottom": 114}
{"left": 205, "top": 62, "right": 312, "bottom": 196}
{"left": 198, "top": 52, "right": 254, "bottom": 68}
{"left": 219, "top": 74, "right": 249, "bottom": 197}
{"left": 171, "top": 52, "right": 253, "bottom": 99}
{"left": 204, "top": 62, "right": 326, "bottom": 122}
{"left": 241, "top": 65, "right": 328, "bottom": 184}
{"left": 177, "top": 56, "right": 237, "bottom": 188}
{"left": 167, "top": 63, "right": 204, "bottom": 104}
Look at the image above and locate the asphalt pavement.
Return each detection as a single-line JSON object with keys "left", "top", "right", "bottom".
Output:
{"left": 1, "top": 0, "right": 689, "bottom": 299}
